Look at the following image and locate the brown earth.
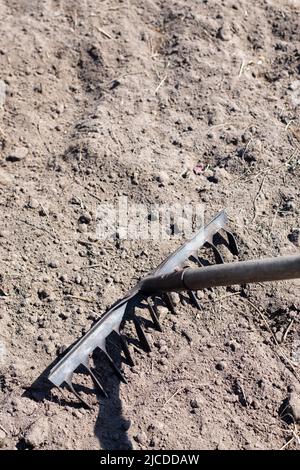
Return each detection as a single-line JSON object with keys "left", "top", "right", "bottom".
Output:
{"left": 0, "top": 0, "right": 300, "bottom": 450}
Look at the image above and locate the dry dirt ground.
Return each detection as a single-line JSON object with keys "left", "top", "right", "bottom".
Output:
{"left": 0, "top": 0, "right": 300, "bottom": 451}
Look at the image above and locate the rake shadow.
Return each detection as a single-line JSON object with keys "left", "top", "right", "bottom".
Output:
{"left": 24, "top": 330, "right": 133, "bottom": 450}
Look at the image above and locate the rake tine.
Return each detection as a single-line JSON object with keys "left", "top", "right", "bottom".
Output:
{"left": 224, "top": 229, "right": 239, "bottom": 256}
{"left": 103, "top": 350, "right": 128, "bottom": 384}
{"left": 133, "top": 315, "right": 151, "bottom": 352}
{"left": 147, "top": 299, "right": 162, "bottom": 332}
{"left": 188, "top": 290, "right": 201, "bottom": 310}
{"left": 119, "top": 334, "right": 135, "bottom": 367}
{"left": 65, "top": 379, "right": 92, "bottom": 409}
{"left": 162, "top": 292, "right": 176, "bottom": 314}
{"left": 192, "top": 254, "right": 204, "bottom": 267}
{"left": 83, "top": 364, "right": 108, "bottom": 398}
{"left": 205, "top": 241, "right": 224, "bottom": 264}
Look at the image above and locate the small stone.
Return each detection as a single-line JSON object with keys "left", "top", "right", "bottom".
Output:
{"left": 0, "top": 169, "right": 13, "bottom": 186}
{"left": 79, "top": 213, "right": 92, "bottom": 224}
{"left": 288, "top": 229, "right": 299, "bottom": 247}
{"left": 38, "top": 288, "right": 50, "bottom": 300}
{"left": 252, "top": 399, "right": 259, "bottom": 410}
{"left": 287, "top": 392, "right": 300, "bottom": 423}
{"left": 59, "top": 310, "right": 71, "bottom": 319}
{"left": 78, "top": 224, "right": 88, "bottom": 233}
{"left": 59, "top": 274, "right": 68, "bottom": 283}
{"left": 131, "top": 172, "right": 139, "bottom": 185}
{"left": 155, "top": 172, "right": 169, "bottom": 186}
{"left": 217, "top": 24, "right": 232, "bottom": 41}
{"left": 190, "top": 398, "right": 199, "bottom": 409}
{"left": 156, "top": 305, "right": 169, "bottom": 316}
{"left": 44, "top": 342, "right": 56, "bottom": 354}
{"left": 134, "top": 431, "right": 147, "bottom": 445}
{"left": 159, "top": 346, "right": 168, "bottom": 355}
{"left": 39, "top": 208, "right": 47, "bottom": 217}
{"left": 158, "top": 357, "right": 168, "bottom": 365}
{"left": 24, "top": 418, "right": 49, "bottom": 448}
{"left": 48, "top": 260, "right": 58, "bottom": 268}
{"left": 216, "top": 361, "right": 227, "bottom": 371}
{"left": 170, "top": 292, "right": 181, "bottom": 305}
{"left": 72, "top": 409, "right": 83, "bottom": 418}
{"left": 28, "top": 197, "right": 39, "bottom": 209}
{"left": 289, "top": 80, "right": 300, "bottom": 91}
{"left": 228, "top": 340, "right": 238, "bottom": 352}
{"left": 275, "top": 331, "right": 283, "bottom": 343}
{"left": 6, "top": 146, "right": 28, "bottom": 162}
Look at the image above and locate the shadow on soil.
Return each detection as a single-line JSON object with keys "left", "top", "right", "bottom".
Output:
{"left": 24, "top": 333, "right": 133, "bottom": 450}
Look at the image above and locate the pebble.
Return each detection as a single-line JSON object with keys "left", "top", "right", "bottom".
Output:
{"left": 39, "top": 208, "right": 47, "bottom": 217}
{"left": 134, "top": 431, "right": 147, "bottom": 445}
{"left": 155, "top": 172, "right": 169, "bottom": 186}
{"left": 216, "top": 361, "right": 227, "bottom": 371}
{"left": 156, "top": 305, "right": 169, "bottom": 316}
{"left": 217, "top": 24, "right": 232, "bottom": 41}
{"left": 28, "top": 197, "right": 39, "bottom": 209}
{"left": 38, "top": 288, "right": 50, "bottom": 300}
{"left": 0, "top": 169, "right": 13, "bottom": 186}
{"left": 252, "top": 399, "right": 259, "bottom": 410}
{"left": 170, "top": 293, "right": 181, "bottom": 305}
{"left": 6, "top": 146, "right": 28, "bottom": 162}
{"left": 227, "top": 340, "right": 238, "bottom": 352}
{"left": 289, "top": 80, "right": 300, "bottom": 91}
{"left": 287, "top": 392, "right": 300, "bottom": 423}
{"left": 288, "top": 229, "right": 299, "bottom": 247}
{"left": 159, "top": 345, "right": 168, "bottom": 355}
{"left": 48, "top": 260, "right": 58, "bottom": 268}
{"left": 78, "top": 224, "right": 88, "bottom": 233}
{"left": 24, "top": 418, "right": 49, "bottom": 448}
{"left": 59, "top": 310, "right": 71, "bottom": 319}
{"left": 44, "top": 342, "right": 56, "bottom": 354}
{"left": 190, "top": 398, "right": 200, "bottom": 409}
{"left": 72, "top": 409, "right": 83, "bottom": 419}
{"left": 79, "top": 213, "right": 92, "bottom": 224}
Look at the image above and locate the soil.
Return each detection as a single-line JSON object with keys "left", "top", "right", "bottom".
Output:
{"left": 0, "top": 0, "right": 300, "bottom": 451}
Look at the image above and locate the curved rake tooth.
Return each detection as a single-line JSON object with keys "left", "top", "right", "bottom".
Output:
{"left": 224, "top": 229, "right": 239, "bottom": 256}
{"left": 213, "top": 231, "right": 239, "bottom": 257}
{"left": 147, "top": 299, "right": 162, "bottom": 332}
{"left": 83, "top": 364, "right": 108, "bottom": 398}
{"left": 162, "top": 292, "right": 176, "bottom": 314}
{"left": 190, "top": 253, "right": 203, "bottom": 267}
{"left": 65, "top": 377, "right": 92, "bottom": 409}
{"left": 205, "top": 241, "right": 224, "bottom": 264}
{"left": 188, "top": 290, "right": 201, "bottom": 310}
{"left": 133, "top": 315, "right": 151, "bottom": 352}
{"left": 97, "top": 338, "right": 127, "bottom": 384}
{"left": 119, "top": 334, "right": 135, "bottom": 367}
{"left": 103, "top": 349, "right": 128, "bottom": 384}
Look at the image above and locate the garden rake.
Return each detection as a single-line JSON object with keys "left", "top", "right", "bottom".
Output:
{"left": 48, "top": 210, "right": 300, "bottom": 407}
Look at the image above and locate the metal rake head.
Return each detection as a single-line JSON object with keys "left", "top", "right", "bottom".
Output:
{"left": 48, "top": 210, "right": 238, "bottom": 407}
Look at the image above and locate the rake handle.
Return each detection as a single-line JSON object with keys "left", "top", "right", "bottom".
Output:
{"left": 140, "top": 254, "right": 300, "bottom": 293}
